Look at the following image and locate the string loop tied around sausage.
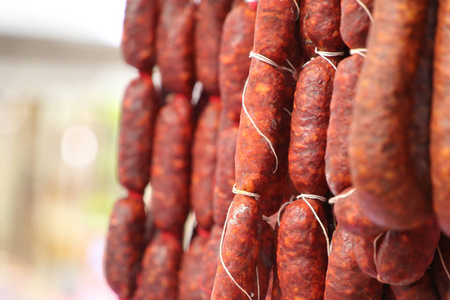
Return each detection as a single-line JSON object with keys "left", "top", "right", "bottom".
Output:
{"left": 328, "top": 188, "right": 356, "bottom": 204}
{"left": 241, "top": 77, "right": 279, "bottom": 174}
{"left": 219, "top": 200, "right": 256, "bottom": 300}
{"left": 373, "top": 232, "right": 388, "bottom": 284}
{"left": 249, "top": 51, "right": 297, "bottom": 79}
{"left": 233, "top": 183, "right": 261, "bottom": 200}
{"left": 314, "top": 47, "right": 345, "bottom": 70}
{"left": 437, "top": 245, "right": 450, "bottom": 280}
{"left": 292, "top": 0, "right": 300, "bottom": 21}
{"left": 350, "top": 48, "right": 368, "bottom": 58}
{"left": 277, "top": 194, "right": 331, "bottom": 256}
{"left": 355, "top": 0, "right": 374, "bottom": 24}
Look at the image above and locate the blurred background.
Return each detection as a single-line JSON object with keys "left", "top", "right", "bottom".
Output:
{"left": 0, "top": 1, "right": 134, "bottom": 299}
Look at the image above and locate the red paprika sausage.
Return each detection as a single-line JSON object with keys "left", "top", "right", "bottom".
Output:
{"left": 277, "top": 198, "right": 328, "bottom": 299}
{"left": 432, "top": 235, "right": 450, "bottom": 299}
{"left": 211, "top": 195, "right": 262, "bottom": 300}
{"left": 156, "top": 0, "right": 195, "bottom": 95}
{"left": 340, "top": 0, "right": 373, "bottom": 50}
{"left": 104, "top": 196, "right": 147, "bottom": 299}
{"left": 199, "top": 225, "right": 223, "bottom": 299}
{"left": 324, "top": 225, "right": 383, "bottom": 300}
{"left": 390, "top": 270, "right": 439, "bottom": 300}
{"left": 137, "top": 231, "right": 182, "bottom": 300}
{"left": 195, "top": 0, "right": 234, "bottom": 96}
{"left": 121, "top": 0, "right": 158, "bottom": 72}
{"left": 349, "top": 0, "right": 432, "bottom": 230}
{"left": 430, "top": 0, "right": 450, "bottom": 236}
{"left": 191, "top": 98, "right": 221, "bottom": 231}
{"left": 150, "top": 94, "right": 193, "bottom": 233}
{"left": 118, "top": 74, "right": 158, "bottom": 193}
{"left": 258, "top": 219, "right": 275, "bottom": 300}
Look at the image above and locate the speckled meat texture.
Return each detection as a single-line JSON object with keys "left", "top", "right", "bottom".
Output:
{"left": 178, "top": 234, "right": 209, "bottom": 300}
{"left": 118, "top": 74, "right": 157, "bottom": 193}
{"left": 340, "top": 0, "right": 373, "bottom": 49}
{"left": 219, "top": 1, "right": 256, "bottom": 129}
{"left": 213, "top": 125, "right": 238, "bottom": 227}
{"left": 211, "top": 195, "right": 262, "bottom": 300}
{"left": 150, "top": 94, "right": 192, "bottom": 233}
{"left": 195, "top": 0, "right": 233, "bottom": 95}
{"left": 432, "top": 235, "right": 450, "bottom": 299}
{"left": 121, "top": 0, "right": 158, "bottom": 72}
{"left": 277, "top": 198, "right": 328, "bottom": 300}
{"left": 333, "top": 188, "right": 385, "bottom": 237}
{"left": 349, "top": 0, "right": 432, "bottom": 230}
{"left": 156, "top": 0, "right": 195, "bottom": 95}
{"left": 299, "top": 1, "right": 315, "bottom": 60}
{"left": 104, "top": 197, "right": 147, "bottom": 299}
{"left": 235, "top": 0, "right": 297, "bottom": 194}
{"left": 390, "top": 270, "right": 439, "bottom": 300}
{"left": 258, "top": 220, "right": 275, "bottom": 300}
{"left": 304, "top": 0, "right": 345, "bottom": 52}
{"left": 325, "top": 55, "right": 363, "bottom": 196}
{"left": 324, "top": 225, "right": 382, "bottom": 300}
{"left": 409, "top": 0, "right": 436, "bottom": 201}
{"left": 191, "top": 99, "right": 221, "bottom": 231}
{"left": 352, "top": 234, "right": 378, "bottom": 279}
{"left": 137, "top": 231, "right": 182, "bottom": 300}
{"left": 199, "top": 225, "right": 223, "bottom": 299}
{"left": 289, "top": 57, "right": 336, "bottom": 196}
{"left": 353, "top": 219, "right": 440, "bottom": 285}
{"left": 431, "top": 0, "right": 450, "bottom": 237}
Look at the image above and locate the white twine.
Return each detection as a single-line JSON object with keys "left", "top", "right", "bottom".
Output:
{"left": 293, "top": 0, "right": 300, "bottom": 21}
{"left": 298, "top": 195, "right": 331, "bottom": 256}
{"left": 328, "top": 188, "right": 356, "bottom": 204}
{"left": 373, "top": 232, "right": 388, "bottom": 284}
{"left": 314, "top": 47, "right": 345, "bottom": 70}
{"left": 283, "top": 107, "right": 292, "bottom": 116}
{"left": 256, "top": 266, "right": 260, "bottom": 300}
{"left": 191, "top": 81, "right": 203, "bottom": 106}
{"left": 276, "top": 194, "right": 330, "bottom": 255}
{"left": 437, "top": 245, "right": 450, "bottom": 280}
{"left": 302, "top": 57, "right": 314, "bottom": 68}
{"left": 249, "top": 51, "right": 297, "bottom": 79}
{"left": 350, "top": 48, "right": 368, "bottom": 58}
{"left": 241, "top": 77, "right": 279, "bottom": 174}
{"left": 219, "top": 200, "right": 255, "bottom": 300}
{"left": 233, "top": 183, "right": 261, "bottom": 200}
{"left": 356, "top": 0, "right": 374, "bottom": 24}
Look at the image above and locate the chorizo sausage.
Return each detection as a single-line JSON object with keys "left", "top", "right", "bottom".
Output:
{"left": 191, "top": 98, "right": 221, "bottom": 231}
{"left": 258, "top": 219, "right": 275, "bottom": 300}
{"left": 340, "top": 0, "right": 373, "bottom": 50}
{"left": 150, "top": 94, "right": 193, "bottom": 233}
{"left": 211, "top": 195, "right": 262, "bottom": 300}
{"left": 431, "top": 235, "right": 450, "bottom": 299}
{"left": 121, "top": 0, "right": 158, "bottom": 72}
{"left": 156, "top": 0, "right": 195, "bottom": 95}
{"left": 199, "top": 225, "right": 223, "bottom": 299}
{"left": 430, "top": 0, "right": 450, "bottom": 236}
{"left": 324, "top": 225, "right": 383, "bottom": 300}
{"left": 390, "top": 270, "right": 439, "bottom": 300}
{"left": 277, "top": 198, "right": 328, "bottom": 299}
{"left": 118, "top": 74, "right": 158, "bottom": 193}
{"left": 105, "top": 196, "right": 147, "bottom": 299}
{"left": 349, "top": 0, "right": 432, "bottom": 230}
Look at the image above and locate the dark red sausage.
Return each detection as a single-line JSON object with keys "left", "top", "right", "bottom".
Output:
{"left": 195, "top": 0, "right": 234, "bottom": 95}
{"left": 136, "top": 231, "right": 182, "bottom": 300}
{"left": 121, "top": 0, "right": 158, "bottom": 72}
{"left": 156, "top": 0, "right": 195, "bottom": 95}
{"left": 118, "top": 74, "right": 157, "bottom": 193}
{"left": 178, "top": 233, "right": 209, "bottom": 300}
{"left": 289, "top": 57, "right": 337, "bottom": 196}
{"left": 333, "top": 188, "right": 385, "bottom": 237}
{"left": 211, "top": 195, "right": 262, "bottom": 300}
{"left": 277, "top": 198, "right": 328, "bottom": 299}
{"left": 150, "top": 94, "right": 193, "bottom": 233}
{"left": 352, "top": 234, "right": 378, "bottom": 279}
{"left": 191, "top": 99, "right": 221, "bottom": 231}
{"left": 340, "top": 0, "right": 374, "bottom": 49}
{"left": 104, "top": 196, "right": 147, "bottom": 299}
{"left": 199, "top": 225, "right": 223, "bottom": 299}
{"left": 219, "top": 1, "right": 256, "bottom": 129}
{"left": 324, "top": 225, "right": 383, "bottom": 300}
{"left": 349, "top": 0, "right": 432, "bottom": 230}
{"left": 390, "top": 270, "right": 439, "bottom": 300}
